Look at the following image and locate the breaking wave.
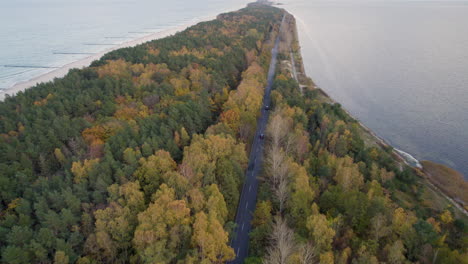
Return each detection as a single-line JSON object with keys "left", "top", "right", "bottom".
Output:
{"left": 395, "top": 148, "right": 422, "bottom": 168}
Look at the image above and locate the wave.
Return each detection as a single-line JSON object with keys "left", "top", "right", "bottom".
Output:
{"left": 395, "top": 148, "right": 422, "bottom": 168}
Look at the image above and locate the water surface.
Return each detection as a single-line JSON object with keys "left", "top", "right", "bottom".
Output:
{"left": 0, "top": 0, "right": 250, "bottom": 92}
{"left": 282, "top": 0, "right": 468, "bottom": 177}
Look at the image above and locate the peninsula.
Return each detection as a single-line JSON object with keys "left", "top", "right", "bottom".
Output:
{"left": 0, "top": 3, "right": 466, "bottom": 264}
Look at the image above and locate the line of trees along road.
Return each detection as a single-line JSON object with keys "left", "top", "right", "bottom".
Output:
{"left": 0, "top": 5, "right": 284, "bottom": 263}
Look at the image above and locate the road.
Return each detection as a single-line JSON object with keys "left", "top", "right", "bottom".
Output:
{"left": 228, "top": 15, "right": 284, "bottom": 264}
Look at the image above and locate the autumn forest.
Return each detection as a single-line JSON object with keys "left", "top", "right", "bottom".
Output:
{"left": 0, "top": 4, "right": 466, "bottom": 264}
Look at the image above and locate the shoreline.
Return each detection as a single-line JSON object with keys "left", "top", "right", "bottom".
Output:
{"left": 286, "top": 12, "right": 418, "bottom": 169}
{"left": 287, "top": 7, "right": 468, "bottom": 181}
{"left": 0, "top": 15, "right": 217, "bottom": 101}
{"left": 286, "top": 11, "right": 467, "bottom": 215}
{"left": 289, "top": 9, "right": 463, "bottom": 174}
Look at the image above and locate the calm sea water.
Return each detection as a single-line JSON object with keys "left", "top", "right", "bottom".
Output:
{"left": 282, "top": 0, "right": 468, "bottom": 178}
{"left": 0, "top": 0, "right": 250, "bottom": 91}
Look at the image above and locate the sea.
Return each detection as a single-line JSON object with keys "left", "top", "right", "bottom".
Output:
{"left": 281, "top": 0, "right": 468, "bottom": 178}
{"left": 1, "top": 0, "right": 467, "bottom": 178}
{"left": 0, "top": 0, "right": 251, "bottom": 92}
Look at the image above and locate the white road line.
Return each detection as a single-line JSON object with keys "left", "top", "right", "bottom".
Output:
{"left": 237, "top": 247, "right": 240, "bottom": 255}
{"left": 249, "top": 185, "right": 252, "bottom": 192}
{"left": 242, "top": 223, "right": 244, "bottom": 231}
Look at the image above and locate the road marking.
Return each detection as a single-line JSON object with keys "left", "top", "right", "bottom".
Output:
{"left": 237, "top": 247, "right": 240, "bottom": 255}
{"left": 246, "top": 202, "right": 248, "bottom": 209}
{"left": 242, "top": 223, "right": 244, "bottom": 231}
{"left": 249, "top": 185, "right": 252, "bottom": 192}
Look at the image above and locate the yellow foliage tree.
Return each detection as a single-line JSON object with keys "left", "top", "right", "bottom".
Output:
{"left": 54, "top": 148, "right": 66, "bottom": 165}
{"left": 192, "top": 212, "right": 235, "bottom": 263}
{"left": 133, "top": 184, "right": 191, "bottom": 263}
{"left": 171, "top": 76, "right": 191, "bottom": 96}
{"left": 133, "top": 150, "right": 177, "bottom": 196}
{"left": 288, "top": 160, "right": 316, "bottom": 228}
{"left": 319, "top": 251, "right": 334, "bottom": 264}
{"left": 440, "top": 209, "right": 454, "bottom": 225}
{"left": 71, "top": 159, "right": 99, "bottom": 183}
{"left": 220, "top": 108, "right": 241, "bottom": 133}
{"left": 204, "top": 184, "right": 228, "bottom": 224}
{"left": 333, "top": 156, "right": 364, "bottom": 191}
{"left": 180, "top": 134, "right": 247, "bottom": 186}
{"left": 392, "top": 207, "right": 417, "bottom": 236}
{"left": 92, "top": 181, "right": 145, "bottom": 262}
{"left": 306, "top": 204, "right": 336, "bottom": 253}
{"left": 96, "top": 59, "right": 131, "bottom": 79}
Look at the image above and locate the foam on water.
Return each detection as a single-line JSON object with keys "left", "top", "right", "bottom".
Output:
{"left": 395, "top": 148, "right": 422, "bottom": 169}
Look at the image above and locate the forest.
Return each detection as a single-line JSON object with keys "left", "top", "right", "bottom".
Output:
{"left": 0, "top": 4, "right": 466, "bottom": 264}
{"left": 0, "top": 5, "right": 283, "bottom": 263}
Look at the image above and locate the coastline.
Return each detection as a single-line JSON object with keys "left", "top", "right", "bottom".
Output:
{"left": 286, "top": 12, "right": 467, "bottom": 216}
{"left": 285, "top": 11, "right": 415, "bottom": 169}
{"left": 0, "top": 16, "right": 216, "bottom": 101}
{"left": 285, "top": 4, "right": 468, "bottom": 180}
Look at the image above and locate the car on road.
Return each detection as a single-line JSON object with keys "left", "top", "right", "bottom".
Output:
{"left": 264, "top": 105, "right": 270, "bottom": 110}
{"left": 259, "top": 133, "right": 265, "bottom": 139}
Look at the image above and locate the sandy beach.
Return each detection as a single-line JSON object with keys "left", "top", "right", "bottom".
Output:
{"left": 0, "top": 15, "right": 216, "bottom": 101}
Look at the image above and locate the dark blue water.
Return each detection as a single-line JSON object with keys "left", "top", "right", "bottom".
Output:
{"left": 283, "top": 0, "right": 468, "bottom": 178}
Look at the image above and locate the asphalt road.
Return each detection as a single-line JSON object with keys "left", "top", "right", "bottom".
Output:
{"left": 228, "top": 15, "right": 284, "bottom": 264}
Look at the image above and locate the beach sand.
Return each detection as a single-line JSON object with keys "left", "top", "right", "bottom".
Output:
{"left": 0, "top": 16, "right": 216, "bottom": 101}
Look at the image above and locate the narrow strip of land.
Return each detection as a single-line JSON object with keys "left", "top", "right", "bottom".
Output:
{"left": 228, "top": 15, "right": 284, "bottom": 264}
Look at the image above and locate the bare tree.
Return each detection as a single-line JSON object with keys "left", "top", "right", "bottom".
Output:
{"left": 284, "top": 132, "right": 296, "bottom": 156}
{"left": 371, "top": 213, "right": 390, "bottom": 242}
{"left": 297, "top": 242, "right": 318, "bottom": 264}
{"left": 265, "top": 146, "right": 287, "bottom": 186}
{"left": 266, "top": 109, "right": 291, "bottom": 149}
{"left": 264, "top": 147, "right": 290, "bottom": 213}
{"left": 265, "top": 109, "right": 293, "bottom": 214}
{"left": 263, "top": 217, "right": 296, "bottom": 264}
{"left": 275, "top": 174, "right": 289, "bottom": 213}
